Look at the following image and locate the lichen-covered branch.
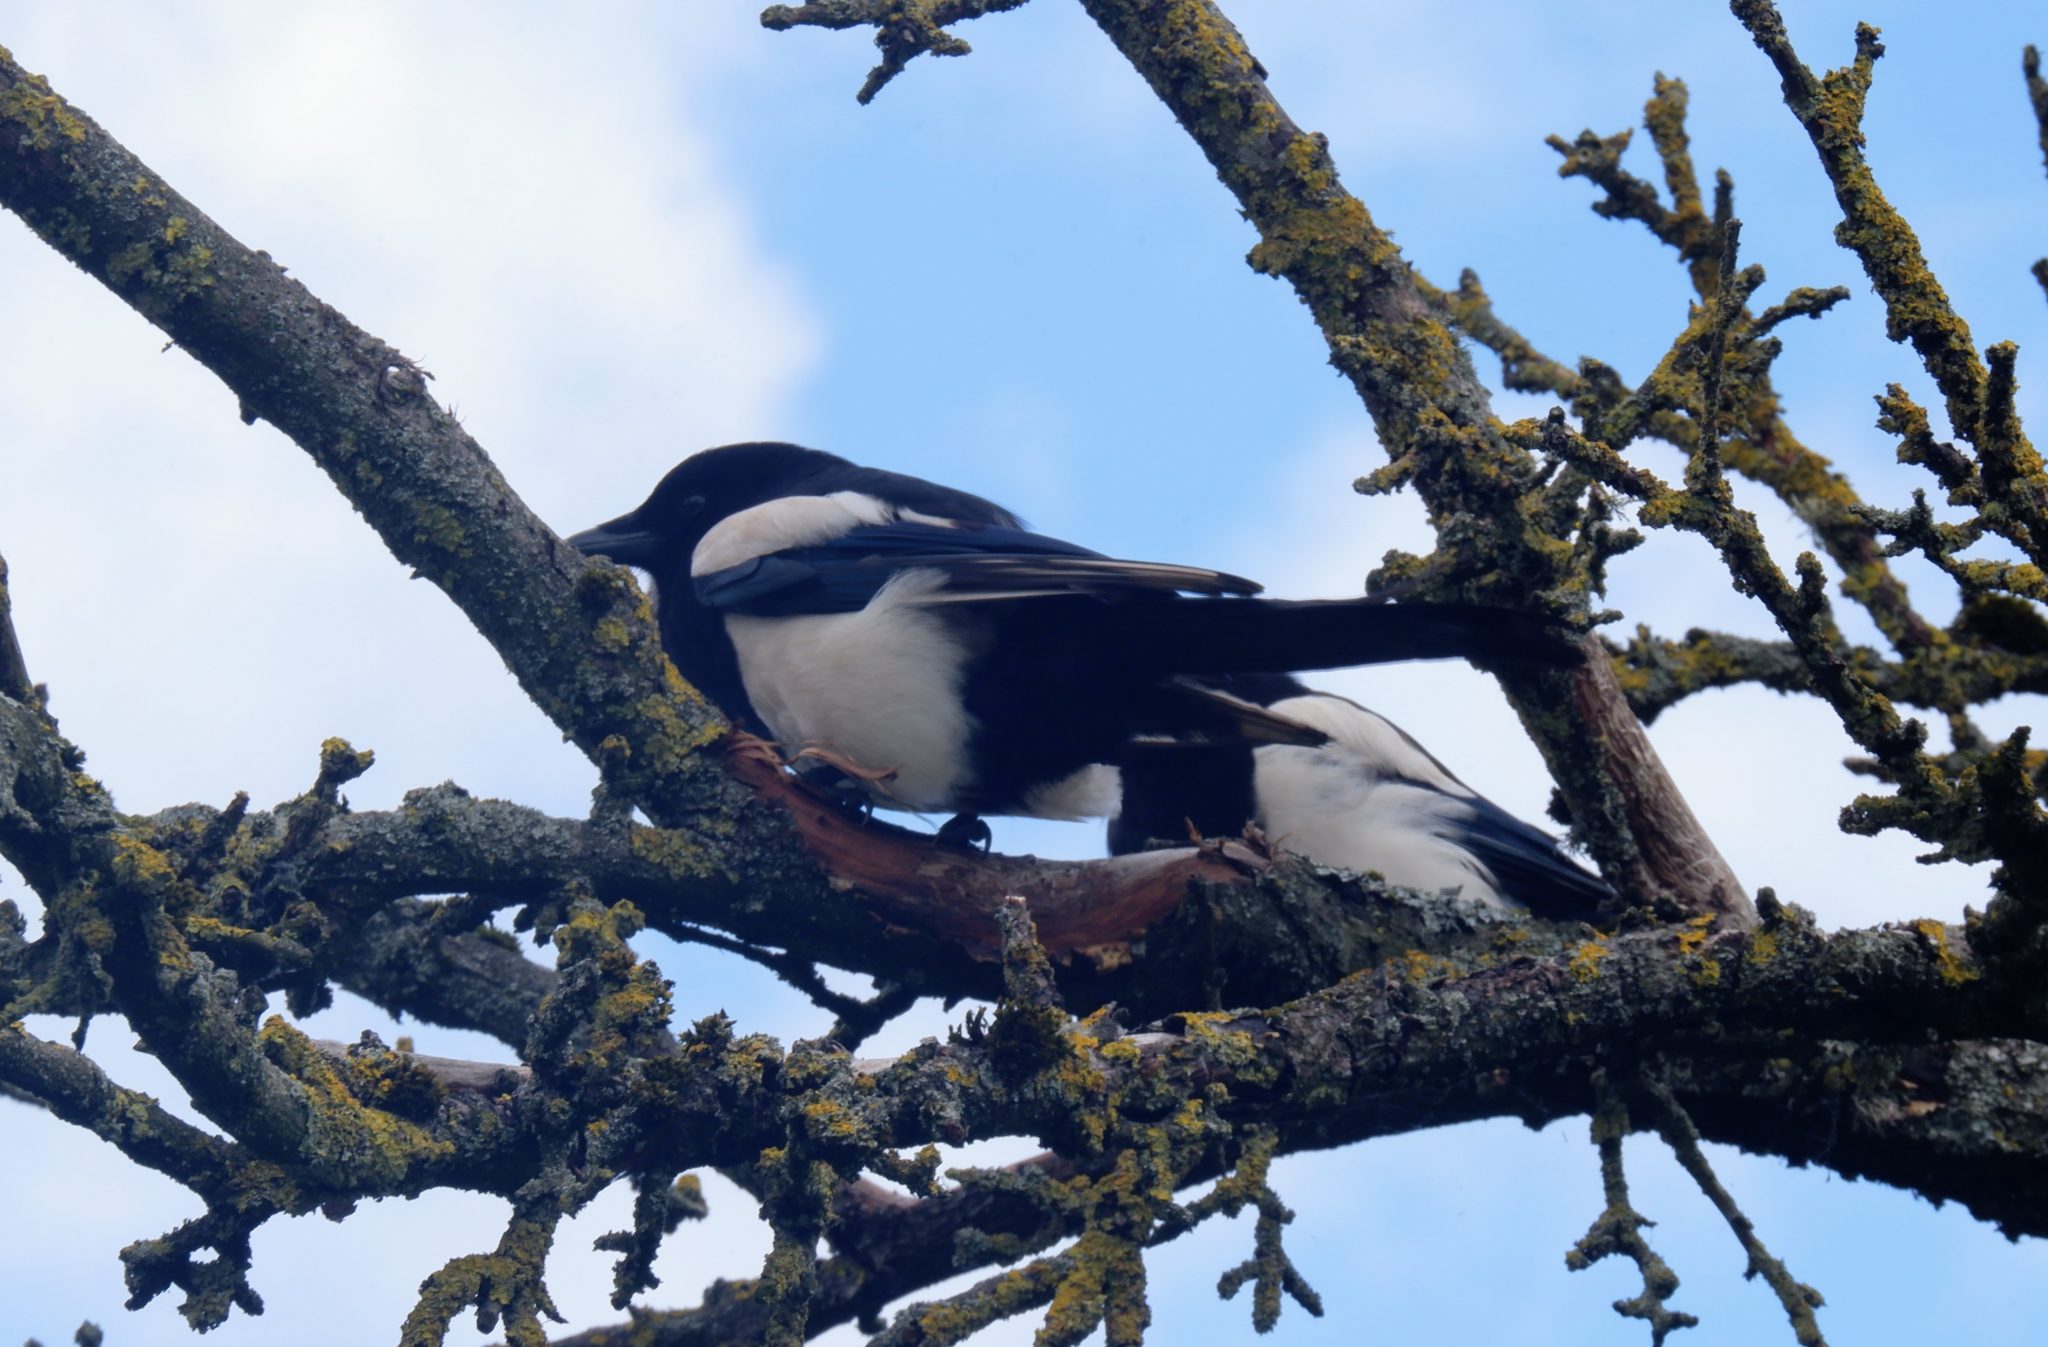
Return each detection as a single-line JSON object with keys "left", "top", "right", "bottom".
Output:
{"left": 0, "top": 548, "right": 33, "bottom": 705}
{"left": 1039, "top": 0, "right": 1749, "bottom": 923}
{"left": 0, "top": 1017, "right": 243, "bottom": 1197}
{"left": 1731, "top": 4, "right": 2048, "bottom": 570}
{"left": 1538, "top": 79, "right": 1935, "bottom": 656}
{"left": 1536, "top": 213, "right": 2048, "bottom": 912}
{"left": 1610, "top": 613, "right": 2048, "bottom": 725}
{"left": 44, "top": 748, "right": 1582, "bottom": 1025}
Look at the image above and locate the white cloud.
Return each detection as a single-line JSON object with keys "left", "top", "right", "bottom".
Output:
{"left": 1, "top": 5, "right": 823, "bottom": 1340}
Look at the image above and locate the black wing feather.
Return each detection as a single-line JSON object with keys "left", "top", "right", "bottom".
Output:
{"left": 694, "top": 520, "right": 1262, "bottom": 617}
{"left": 1448, "top": 797, "right": 1613, "bottom": 920}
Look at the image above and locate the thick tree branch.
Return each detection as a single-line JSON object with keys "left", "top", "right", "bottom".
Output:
{"left": 0, "top": 705, "right": 1575, "bottom": 1030}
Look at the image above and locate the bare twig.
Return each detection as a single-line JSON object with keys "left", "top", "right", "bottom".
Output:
{"left": 1566, "top": 1073, "right": 1699, "bottom": 1344}
{"left": 1642, "top": 1077, "right": 1827, "bottom": 1346}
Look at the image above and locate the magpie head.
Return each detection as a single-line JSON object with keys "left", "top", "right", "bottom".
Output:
{"left": 566, "top": 441, "right": 853, "bottom": 571}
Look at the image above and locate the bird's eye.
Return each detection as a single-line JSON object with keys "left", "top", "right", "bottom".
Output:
{"left": 682, "top": 493, "right": 707, "bottom": 516}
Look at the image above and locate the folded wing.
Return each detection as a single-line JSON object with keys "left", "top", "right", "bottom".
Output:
{"left": 693, "top": 518, "right": 1263, "bottom": 617}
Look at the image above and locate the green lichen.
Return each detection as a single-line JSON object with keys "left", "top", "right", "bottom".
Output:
{"left": 257, "top": 1017, "right": 455, "bottom": 1187}
{"left": 406, "top": 502, "right": 469, "bottom": 559}
{"left": 0, "top": 67, "right": 88, "bottom": 149}
{"left": 625, "top": 824, "right": 721, "bottom": 880}
{"left": 399, "top": 1212, "right": 560, "bottom": 1347}
{"left": 1910, "top": 918, "right": 1979, "bottom": 986}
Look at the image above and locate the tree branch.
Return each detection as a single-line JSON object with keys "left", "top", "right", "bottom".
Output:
{"left": 1064, "top": 0, "right": 1750, "bottom": 923}
{"left": 1731, "top": 5, "right": 2048, "bottom": 568}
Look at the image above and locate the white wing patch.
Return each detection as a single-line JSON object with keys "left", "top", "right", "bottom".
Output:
{"left": 726, "top": 568, "right": 977, "bottom": 813}
{"left": 895, "top": 507, "right": 963, "bottom": 529}
{"left": 691, "top": 491, "right": 900, "bottom": 577}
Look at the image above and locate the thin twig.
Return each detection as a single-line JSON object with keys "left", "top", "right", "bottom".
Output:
{"left": 1642, "top": 1077, "right": 1827, "bottom": 1346}
{"left": 1566, "top": 1071, "right": 1699, "bottom": 1344}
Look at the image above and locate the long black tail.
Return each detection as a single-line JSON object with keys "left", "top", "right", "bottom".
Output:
{"left": 1136, "top": 598, "right": 1576, "bottom": 674}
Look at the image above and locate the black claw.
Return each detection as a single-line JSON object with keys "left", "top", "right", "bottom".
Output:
{"left": 937, "top": 813, "right": 992, "bottom": 852}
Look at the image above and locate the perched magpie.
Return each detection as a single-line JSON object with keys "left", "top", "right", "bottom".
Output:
{"left": 1109, "top": 672, "right": 1612, "bottom": 918}
{"left": 568, "top": 442, "right": 1564, "bottom": 838}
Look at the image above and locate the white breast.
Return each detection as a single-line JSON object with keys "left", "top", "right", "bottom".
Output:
{"left": 726, "top": 568, "right": 976, "bottom": 813}
{"left": 1251, "top": 744, "right": 1510, "bottom": 907}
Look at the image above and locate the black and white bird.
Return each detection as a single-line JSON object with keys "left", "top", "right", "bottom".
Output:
{"left": 1109, "top": 672, "right": 1612, "bottom": 918}
{"left": 568, "top": 442, "right": 1565, "bottom": 841}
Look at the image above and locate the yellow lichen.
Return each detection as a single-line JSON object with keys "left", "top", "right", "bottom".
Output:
{"left": 0, "top": 69, "right": 88, "bottom": 149}
{"left": 1910, "top": 918, "right": 1979, "bottom": 985}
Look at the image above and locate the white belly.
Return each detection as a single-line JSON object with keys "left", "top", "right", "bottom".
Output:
{"left": 726, "top": 570, "right": 976, "bottom": 813}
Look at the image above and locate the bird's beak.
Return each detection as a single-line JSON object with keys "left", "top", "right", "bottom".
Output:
{"left": 567, "top": 516, "right": 661, "bottom": 565}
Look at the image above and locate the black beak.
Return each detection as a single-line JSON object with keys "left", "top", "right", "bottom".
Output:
{"left": 567, "top": 516, "right": 662, "bottom": 565}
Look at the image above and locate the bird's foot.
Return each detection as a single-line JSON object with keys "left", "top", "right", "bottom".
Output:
{"left": 936, "top": 813, "right": 993, "bottom": 852}
{"left": 791, "top": 764, "right": 878, "bottom": 822}
{"left": 789, "top": 744, "right": 900, "bottom": 789}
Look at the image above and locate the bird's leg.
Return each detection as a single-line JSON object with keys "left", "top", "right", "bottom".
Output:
{"left": 936, "top": 812, "right": 993, "bottom": 852}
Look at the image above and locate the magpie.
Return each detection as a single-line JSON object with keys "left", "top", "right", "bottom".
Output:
{"left": 567, "top": 442, "right": 1566, "bottom": 839}
{"left": 1109, "top": 672, "right": 1612, "bottom": 918}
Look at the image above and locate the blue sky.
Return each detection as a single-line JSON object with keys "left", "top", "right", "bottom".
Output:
{"left": 0, "top": 3, "right": 2043, "bottom": 1344}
